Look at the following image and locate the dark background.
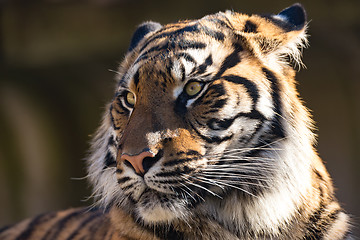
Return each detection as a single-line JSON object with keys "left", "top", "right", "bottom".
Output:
{"left": 0, "top": 0, "right": 359, "bottom": 236}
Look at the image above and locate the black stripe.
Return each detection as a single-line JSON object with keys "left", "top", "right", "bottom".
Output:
{"left": 136, "top": 40, "right": 206, "bottom": 64}
{"left": 327, "top": 209, "right": 341, "bottom": 222}
{"left": 152, "top": 179, "right": 186, "bottom": 185}
{"left": 117, "top": 176, "right": 131, "bottom": 184}
{"left": 180, "top": 63, "right": 186, "bottom": 82}
{"left": 108, "top": 136, "right": 115, "bottom": 146}
{"left": 207, "top": 17, "right": 233, "bottom": 29}
{"left": 304, "top": 171, "right": 326, "bottom": 240}
{"left": 110, "top": 100, "right": 129, "bottom": 130}
{"left": 103, "top": 151, "right": 116, "bottom": 169}
{"left": 133, "top": 70, "right": 140, "bottom": 88}
{"left": 166, "top": 58, "right": 174, "bottom": 79}
{"left": 143, "top": 223, "right": 184, "bottom": 240}
{"left": 155, "top": 171, "right": 180, "bottom": 178}
{"left": 41, "top": 209, "right": 86, "bottom": 240}
{"left": 200, "top": 25, "right": 225, "bottom": 41}
{"left": 239, "top": 118, "right": 266, "bottom": 145}
{"left": 115, "top": 93, "right": 133, "bottom": 111}
{"left": 15, "top": 212, "right": 57, "bottom": 240}
{"left": 119, "top": 184, "right": 135, "bottom": 192}
{"left": 109, "top": 105, "right": 119, "bottom": 130}
{"left": 176, "top": 52, "right": 196, "bottom": 64}
{"left": 185, "top": 150, "right": 201, "bottom": 156}
{"left": 222, "top": 75, "right": 259, "bottom": 108}
{"left": 190, "top": 121, "right": 233, "bottom": 144}
{"left": 87, "top": 216, "right": 108, "bottom": 240}
{"left": 177, "top": 40, "right": 207, "bottom": 50}
{"left": 202, "top": 73, "right": 265, "bottom": 129}
{"left": 192, "top": 54, "right": 213, "bottom": 75}
{"left": 140, "top": 23, "right": 223, "bottom": 54}
{"left": 244, "top": 20, "right": 258, "bottom": 33}
{"left": 205, "top": 83, "right": 226, "bottom": 97}
{"left": 214, "top": 42, "right": 243, "bottom": 79}
{"left": 155, "top": 167, "right": 193, "bottom": 177}
{"left": 207, "top": 109, "right": 266, "bottom": 131}
{"left": 262, "top": 68, "right": 285, "bottom": 139}
{"left": 202, "top": 100, "right": 227, "bottom": 115}
{"left": 139, "top": 24, "right": 201, "bottom": 53}
{"left": 313, "top": 169, "right": 324, "bottom": 181}
{"left": 193, "top": 83, "right": 226, "bottom": 113}
{"left": 163, "top": 157, "right": 199, "bottom": 166}
{"left": 114, "top": 103, "right": 128, "bottom": 115}
{"left": 304, "top": 207, "right": 325, "bottom": 240}
{"left": 210, "top": 98, "right": 227, "bottom": 110}
{"left": 66, "top": 212, "right": 102, "bottom": 240}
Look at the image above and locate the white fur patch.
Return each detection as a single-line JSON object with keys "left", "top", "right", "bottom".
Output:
{"left": 171, "top": 59, "right": 183, "bottom": 81}
{"left": 323, "top": 212, "right": 351, "bottom": 240}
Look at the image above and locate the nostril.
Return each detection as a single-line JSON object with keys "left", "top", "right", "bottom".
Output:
{"left": 142, "top": 157, "right": 155, "bottom": 173}
{"left": 120, "top": 150, "right": 162, "bottom": 175}
{"left": 142, "top": 150, "right": 163, "bottom": 173}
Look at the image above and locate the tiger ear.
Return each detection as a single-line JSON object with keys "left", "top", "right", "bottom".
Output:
{"left": 232, "top": 3, "right": 308, "bottom": 65}
{"left": 272, "top": 3, "right": 307, "bottom": 32}
{"left": 127, "top": 21, "right": 162, "bottom": 52}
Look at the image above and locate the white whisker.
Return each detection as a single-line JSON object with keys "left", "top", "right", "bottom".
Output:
{"left": 179, "top": 181, "right": 205, "bottom": 202}
{"left": 198, "top": 172, "right": 270, "bottom": 181}
{"left": 181, "top": 175, "right": 223, "bottom": 199}
{"left": 210, "top": 179, "right": 258, "bottom": 198}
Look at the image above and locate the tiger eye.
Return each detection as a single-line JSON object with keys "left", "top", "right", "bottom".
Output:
{"left": 185, "top": 81, "right": 202, "bottom": 97}
{"left": 126, "top": 92, "right": 136, "bottom": 107}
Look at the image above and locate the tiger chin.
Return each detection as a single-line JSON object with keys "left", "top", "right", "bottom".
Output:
{"left": 0, "top": 3, "right": 352, "bottom": 240}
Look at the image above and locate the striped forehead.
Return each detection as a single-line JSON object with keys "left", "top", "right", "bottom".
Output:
{"left": 123, "top": 20, "right": 238, "bottom": 88}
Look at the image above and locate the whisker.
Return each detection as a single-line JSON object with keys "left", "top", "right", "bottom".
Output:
{"left": 179, "top": 181, "right": 205, "bottom": 202}
{"left": 178, "top": 184, "right": 198, "bottom": 202}
{"left": 207, "top": 137, "right": 288, "bottom": 161}
{"left": 207, "top": 157, "right": 274, "bottom": 162}
{"left": 198, "top": 172, "right": 270, "bottom": 181}
{"left": 71, "top": 176, "right": 89, "bottom": 181}
{"left": 192, "top": 175, "right": 226, "bottom": 190}
{"left": 204, "top": 166, "right": 274, "bottom": 172}
{"left": 206, "top": 159, "right": 276, "bottom": 165}
{"left": 210, "top": 179, "right": 258, "bottom": 198}
{"left": 108, "top": 69, "right": 122, "bottom": 75}
{"left": 181, "top": 175, "right": 223, "bottom": 199}
{"left": 197, "top": 174, "right": 270, "bottom": 189}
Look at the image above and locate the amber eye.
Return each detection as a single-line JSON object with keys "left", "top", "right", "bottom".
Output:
{"left": 185, "top": 81, "right": 203, "bottom": 97}
{"left": 125, "top": 92, "right": 136, "bottom": 107}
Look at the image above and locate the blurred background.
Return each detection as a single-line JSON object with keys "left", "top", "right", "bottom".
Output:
{"left": 0, "top": 0, "right": 359, "bottom": 236}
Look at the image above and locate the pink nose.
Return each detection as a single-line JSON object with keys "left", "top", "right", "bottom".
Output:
{"left": 120, "top": 151, "right": 155, "bottom": 175}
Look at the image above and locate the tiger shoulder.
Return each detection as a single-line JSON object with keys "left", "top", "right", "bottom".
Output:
{"left": 0, "top": 4, "right": 352, "bottom": 240}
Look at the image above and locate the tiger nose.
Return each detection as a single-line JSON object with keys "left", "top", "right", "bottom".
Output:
{"left": 120, "top": 151, "right": 155, "bottom": 175}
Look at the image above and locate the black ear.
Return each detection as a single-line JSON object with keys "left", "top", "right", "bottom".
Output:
{"left": 274, "top": 3, "right": 307, "bottom": 32}
{"left": 128, "top": 21, "right": 162, "bottom": 52}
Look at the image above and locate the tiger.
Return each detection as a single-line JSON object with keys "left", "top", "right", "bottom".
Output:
{"left": 0, "top": 3, "right": 352, "bottom": 240}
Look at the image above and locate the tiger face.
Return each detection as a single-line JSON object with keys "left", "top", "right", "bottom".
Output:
{"left": 88, "top": 4, "right": 310, "bottom": 226}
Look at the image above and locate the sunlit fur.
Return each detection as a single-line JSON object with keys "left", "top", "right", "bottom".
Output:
{"left": 0, "top": 4, "right": 351, "bottom": 240}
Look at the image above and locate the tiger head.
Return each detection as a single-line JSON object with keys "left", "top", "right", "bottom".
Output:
{"left": 88, "top": 3, "right": 314, "bottom": 229}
